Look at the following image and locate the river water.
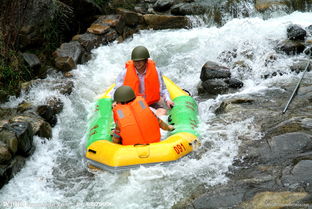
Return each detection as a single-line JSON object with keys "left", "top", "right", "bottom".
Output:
{"left": 0, "top": 11, "right": 312, "bottom": 209}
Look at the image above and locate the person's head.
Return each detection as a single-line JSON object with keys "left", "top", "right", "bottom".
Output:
{"left": 131, "top": 46, "right": 150, "bottom": 72}
{"left": 114, "top": 85, "right": 136, "bottom": 104}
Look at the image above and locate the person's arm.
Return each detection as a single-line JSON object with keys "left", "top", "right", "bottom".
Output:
{"left": 112, "top": 123, "right": 122, "bottom": 144}
{"left": 157, "top": 69, "right": 174, "bottom": 108}
{"left": 110, "top": 70, "right": 126, "bottom": 98}
{"left": 158, "top": 117, "right": 174, "bottom": 131}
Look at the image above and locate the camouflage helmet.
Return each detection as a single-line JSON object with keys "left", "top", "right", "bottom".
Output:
{"left": 131, "top": 46, "right": 150, "bottom": 61}
{"left": 114, "top": 86, "right": 136, "bottom": 103}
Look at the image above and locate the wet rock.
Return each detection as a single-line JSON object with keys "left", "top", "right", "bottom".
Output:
{"left": 290, "top": 59, "right": 312, "bottom": 73}
{"left": 94, "top": 15, "right": 125, "bottom": 35}
{"left": 46, "top": 96, "right": 64, "bottom": 115}
{"left": 287, "top": 24, "right": 307, "bottom": 41}
{"left": 0, "top": 128, "right": 18, "bottom": 154}
{"left": 214, "top": 97, "right": 254, "bottom": 114}
{"left": 192, "top": 183, "right": 246, "bottom": 209}
{"left": 0, "top": 156, "right": 26, "bottom": 189}
{"left": 202, "top": 79, "right": 229, "bottom": 95}
{"left": 171, "top": 3, "right": 206, "bottom": 15}
{"left": 304, "top": 46, "right": 312, "bottom": 57}
{"left": 265, "top": 117, "right": 312, "bottom": 138}
{"left": 244, "top": 132, "right": 312, "bottom": 165}
{"left": 153, "top": 0, "right": 174, "bottom": 12}
{"left": 224, "top": 78, "right": 244, "bottom": 89}
{"left": 53, "top": 41, "right": 82, "bottom": 72}
{"left": 37, "top": 105, "right": 57, "bottom": 127}
{"left": 22, "top": 53, "right": 41, "bottom": 70}
{"left": 87, "top": 24, "right": 111, "bottom": 35}
{"left": 255, "top": 0, "right": 288, "bottom": 12}
{"left": 17, "top": 101, "right": 34, "bottom": 113}
{"left": 0, "top": 142, "right": 12, "bottom": 164}
{"left": 240, "top": 191, "right": 309, "bottom": 208}
{"left": 200, "top": 61, "right": 230, "bottom": 82}
{"left": 53, "top": 80, "right": 74, "bottom": 95}
{"left": 281, "top": 160, "right": 312, "bottom": 191}
{"left": 3, "top": 122, "right": 34, "bottom": 157}
{"left": 72, "top": 33, "right": 107, "bottom": 52}
{"left": 10, "top": 114, "right": 52, "bottom": 139}
{"left": 275, "top": 40, "right": 305, "bottom": 55}
{"left": 116, "top": 8, "right": 145, "bottom": 27}
{"left": 143, "top": 14, "right": 189, "bottom": 30}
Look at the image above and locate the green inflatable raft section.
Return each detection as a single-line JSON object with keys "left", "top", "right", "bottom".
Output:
{"left": 86, "top": 95, "right": 199, "bottom": 148}
{"left": 168, "top": 96, "right": 199, "bottom": 137}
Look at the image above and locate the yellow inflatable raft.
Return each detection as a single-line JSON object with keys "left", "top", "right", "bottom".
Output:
{"left": 85, "top": 76, "right": 200, "bottom": 172}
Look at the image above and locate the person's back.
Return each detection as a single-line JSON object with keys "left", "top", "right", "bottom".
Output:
{"left": 113, "top": 95, "right": 161, "bottom": 145}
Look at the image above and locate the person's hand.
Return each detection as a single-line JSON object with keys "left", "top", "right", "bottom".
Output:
{"left": 168, "top": 125, "right": 175, "bottom": 131}
{"left": 166, "top": 100, "right": 174, "bottom": 109}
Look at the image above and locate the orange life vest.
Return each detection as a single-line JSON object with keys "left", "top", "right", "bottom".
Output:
{"left": 124, "top": 59, "right": 160, "bottom": 105}
{"left": 113, "top": 96, "right": 161, "bottom": 145}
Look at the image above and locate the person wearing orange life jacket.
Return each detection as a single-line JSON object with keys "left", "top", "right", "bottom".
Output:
{"left": 113, "top": 46, "right": 174, "bottom": 116}
{"left": 112, "top": 85, "right": 174, "bottom": 145}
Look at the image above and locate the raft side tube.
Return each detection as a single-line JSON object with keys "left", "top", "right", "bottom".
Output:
{"left": 85, "top": 132, "right": 197, "bottom": 168}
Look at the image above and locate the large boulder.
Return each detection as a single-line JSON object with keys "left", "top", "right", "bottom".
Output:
{"left": 9, "top": 114, "right": 52, "bottom": 139}
{"left": 200, "top": 61, "right": 231, "bottom": 81}
{"left": 3, "top": 122, "right": 34, "bottom": 157}
{"left": 116, "top": 8, "right": 145, "bottom": 27}
{"left": 202, "top": 79, "right": 229, "bottom": 95}
{"left": 287, "top": 24, "right": 307, "bottom": 41}
{"left": 53, "top": 41, "right": 83, "bottom": 72}
{"left": 143, "top": 14, "right": 189, "bottom": 30}
{"left": 72, "top": 33, "right": 107, "bottom": 52}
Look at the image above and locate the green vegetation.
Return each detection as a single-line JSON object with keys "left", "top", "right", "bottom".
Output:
{"left": 0, "top": 33, "right": 31, "bottom": 101}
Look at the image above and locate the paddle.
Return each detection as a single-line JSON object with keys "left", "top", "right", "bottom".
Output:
{"left": 282, "top": 59, "right": 310, "bottom": 114}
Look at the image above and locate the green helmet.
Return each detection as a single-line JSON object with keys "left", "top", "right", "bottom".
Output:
{"left": 114, "top": 86, "right": 136, "bottom": 103}
{"left": 131, "top": 46, "right": 150, "bottom": 61}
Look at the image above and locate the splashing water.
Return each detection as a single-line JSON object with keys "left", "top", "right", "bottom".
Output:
{"left": 0, "top": 12, "right": 312, "bottom": 209}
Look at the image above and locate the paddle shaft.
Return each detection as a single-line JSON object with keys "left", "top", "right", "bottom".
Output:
{"left": 282, "top": 60, "right": 310, "bottom": 114}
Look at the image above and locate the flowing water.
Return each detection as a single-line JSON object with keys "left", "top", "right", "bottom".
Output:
{"left": 1, "top": 11, "right": 312, "bottom": 209}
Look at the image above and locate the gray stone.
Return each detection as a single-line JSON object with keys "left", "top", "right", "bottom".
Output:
{"left": 225, "top": 78, "right": 244, "bottom": 89}
{"left": 192, "top": 184, "right": 246, "bottom": 209}
{"left": 171, "top": 3, "right": 206, "bottom": 16}
{"left": 275, "top": 40, "right": 305, "bottom": 55}
{"left": 0, "top": 128, "right": 18, "bottom": 154}
{"left": 282, "top": 160, "right": 312, "bottom": 191}
{"left": 153, "top": 0, "right": 174, "bottom": 12}
{"left": 0, "top": 143, "right": 12, "bottom": 164}
{"left": 116, "top": 8, "right": 145, "bottom": 27}
{"left": 202, "top": 79, "right": 229, "bottom": 95}
{"left": 10, "top": 114, "right": 52, "bottom": 139}
{"left": 4, "top": 122, "right": 34, "bottom": 157}
{"left": 22, "top": 53, "right": 41, "bottom": 70}
{"left": 143, "top": 14, "right": 189, "bottom": 30}
{"left": 37, "top": 105, "right": 57, "bottom": 127}
{"left": 200, "top": 61, "right": 230, "bottom": 81}
{"left": 53, "top": 41, "right": 82, "bottom": 72}
{"left": 72, "top": 33, "right": 107, "bottom": 52}
{"left": 287, "top": 24, "right": 307, "bottom": 41}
